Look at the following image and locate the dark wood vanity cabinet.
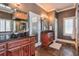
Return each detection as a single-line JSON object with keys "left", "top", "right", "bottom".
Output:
{"left": 30, "top": 37, "right": 35, "bottom": 56}
{"left": 21, "top": 44, "right": 29, "bottom": 56}
{"left": 0, "top": 37, "right": 35, "bottom": 56}
{"left": 30, "top": 43, "right": 35, "bottom": 56}
{"left": 7, "top": 44, "right": 30, "bottom": 56}
{"left": 0, "top": 43, "right": 6, "bottom": 56}
{"left": 7, "top": 47, "right": 21, "bottom": 56}
{"left": 0, "top": 51, "right": 6, "bottom": 56}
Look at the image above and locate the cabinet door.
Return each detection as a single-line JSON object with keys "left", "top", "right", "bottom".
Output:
{"left": 21, "top": 44, "right": 29, "bottom": 56}
{"left": 7, "top": 47, "right": 21, "bottom": 56}
{"left": 30, "top": 42, "right": 35, "bottom": 56}
{"left": 0, "top": 43, "right": 6, "bottom": 56}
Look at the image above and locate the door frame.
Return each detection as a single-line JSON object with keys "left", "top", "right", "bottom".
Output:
{"left": 29, "top": 11, "right": 41, "bottom": 47}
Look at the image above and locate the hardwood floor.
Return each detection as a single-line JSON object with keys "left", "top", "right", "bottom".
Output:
{"left": 35, "top": 43, "right": 76, "bottom": 56}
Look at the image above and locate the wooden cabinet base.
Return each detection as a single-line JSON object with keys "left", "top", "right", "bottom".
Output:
{"left": 0, "top": 51, "right": 6, "bottom": 56}
{"left": 0, "top": 37, "right": 35, "bottom": 56}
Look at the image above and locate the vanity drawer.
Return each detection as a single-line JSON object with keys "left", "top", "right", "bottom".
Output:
{"left": 30, "top": 37, "right": 35, "bottom": 42}
{"left": 8, "top": 40, "right": 22, "bottom": 49}
{"left": 0, "top": 51, "right": 6, "bottom": 56}
{"left": 0, "top": 43, "right": 6, "bottom": 56}
{"left": 21, "top": 38, "right": 30, "bottom": 45}
{"left": 7, "top": 46, "right": 21, "bottom": 56}
{"left": 7, "top": 38, "right": 30, "bottom": 49}
{"left": 0, "top": 43, "right": 6, "bottom": 52}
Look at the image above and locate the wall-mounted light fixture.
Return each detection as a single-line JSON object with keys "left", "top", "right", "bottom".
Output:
{"left": 41, "top": 14, "right": 48, "bottom": 20}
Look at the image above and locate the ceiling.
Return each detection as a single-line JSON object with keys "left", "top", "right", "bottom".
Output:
{"left": 36, "top": 3, "right": 75, "bottom": 12}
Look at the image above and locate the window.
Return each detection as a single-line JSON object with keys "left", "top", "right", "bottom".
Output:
{"left": 5, "top": 20, "right": 11, "bottom": 31}
{"left": 0, "top": 19, "right": 5, "bottom": 32}
{"left": 0, "top": 19, "right": 11, "bottom": 32}
{"left": 63, "top": 17, "right": 74, "bottom": 36}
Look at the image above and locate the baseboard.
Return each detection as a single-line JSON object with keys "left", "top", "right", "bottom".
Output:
{"left": 56, "top": 39, "right": 75, "bottom": 44}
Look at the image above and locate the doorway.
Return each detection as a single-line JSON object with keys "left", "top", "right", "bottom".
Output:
{"left": 29, "top": 11, "right": 41, "bottom": 47}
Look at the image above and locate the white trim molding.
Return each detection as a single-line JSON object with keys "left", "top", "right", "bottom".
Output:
{"left": 56, "top": 6, "right": 75, "bottom": 12}
{"left": 36, "top": 3, "right": 76, "bottom": 12}
{"left": 36, "top": 3, "right": 49, "bottom": 12}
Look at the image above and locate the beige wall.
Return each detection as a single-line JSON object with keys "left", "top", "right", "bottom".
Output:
{"left": 47, "top": 11, "right": 56, "bottom": 30}
{"left": 57, "top": 8, "right": 76, "bottom": 39}
{"left": 0, "top": 11, "right": 12, "bottom": 19}
{"left": 8, "top": 3, "right": 48, "bottom": 17}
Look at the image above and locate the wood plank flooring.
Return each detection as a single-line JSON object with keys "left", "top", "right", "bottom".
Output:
{"left": 35, "top": 43, "right": 76, "bottom": 56}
